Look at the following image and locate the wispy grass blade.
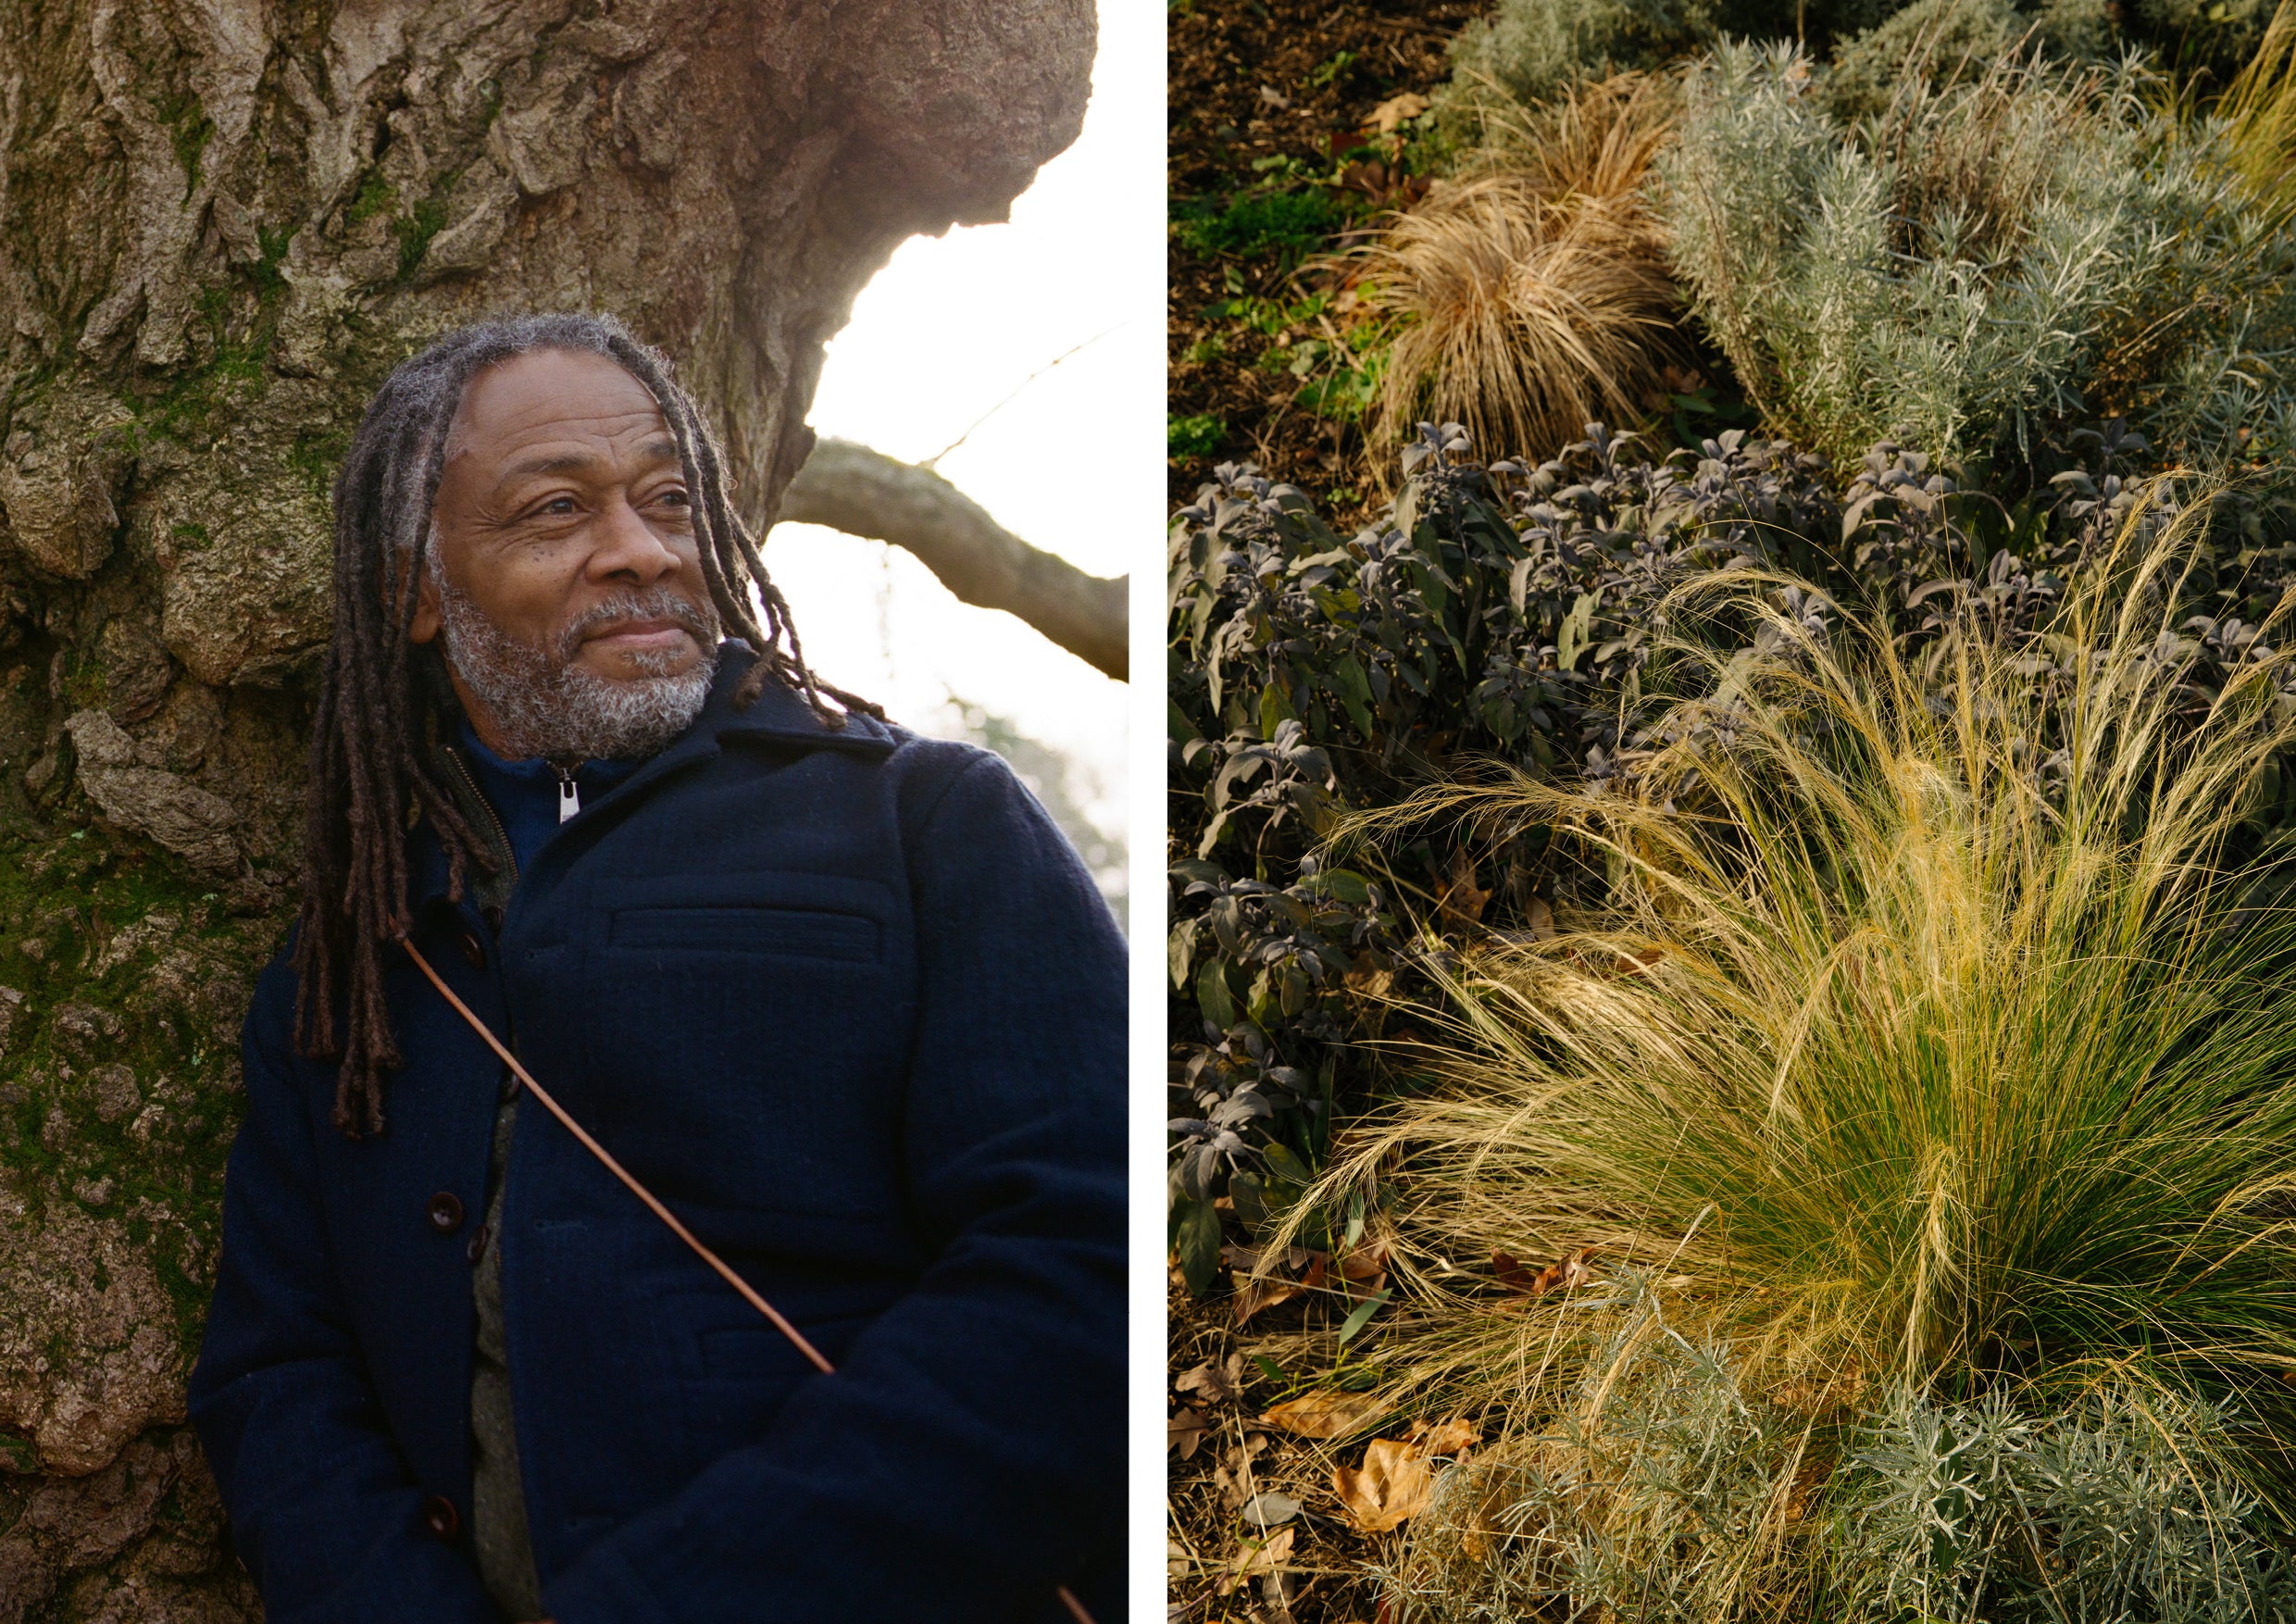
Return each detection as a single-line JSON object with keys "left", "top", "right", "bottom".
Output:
{"left": 1301, "top": 479, "right": 2296, "bottom": 1453}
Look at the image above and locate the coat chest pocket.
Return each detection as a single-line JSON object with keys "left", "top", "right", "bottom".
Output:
{"left": 593, "top": 873, "right": 894, "bottom": 967}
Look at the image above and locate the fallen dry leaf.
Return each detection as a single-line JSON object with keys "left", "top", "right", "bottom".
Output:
{"left": 1169, "top": 1406, "right": 1213, "bottom": 1460}
{"left": 1528, "top": 1246, "right": 1598, "bottom": 1295}
{"left": 1526, "top": 896, "right": 1556, "bottom": 940}
{"left": 1222, "top": 1242, "right": 1316, "bottom": 1272}
{"left": 1407, "top": 1416, "right": 1480, "bottom": 1458}
{"left": 1215, "top": 1526, "right": 1294, "bottom": 1597}
{"left": 1333, "top": 1437, "right": 1437, "bottom": 1533}
{"left": 1364, "top": 91, "right": 1429, "bottom": 134}
{"left": 1214, "top": 1455, "right": 1250, "bottom": 1511}
{"left": 1612, "top": 946, "right": 1666, "bottom": 976}
{"left": 1235, "top": 1251, "right": 1325, "bottom": 1326}
{"left": 1494, "top": 1245, "right": 1599, "bottom": 1297}
{"left": 1437, "top": 847, "right": 1491, "bottom": 931}
{"left": 1343, "top": 965, "right": 1394, "bottom": 1000}
{"left": 1240, "top": 1491, "right": 1301, "bottom": 1530}
{"left": 1175, "top": 1355, "right": 1242, "bottom": 1405}
{"left": 1260, "top": 1389, "right": 1380, "bottom": 1439}
{"left": 1340, "top": 1241, "right": 1390, "bottom": 1299}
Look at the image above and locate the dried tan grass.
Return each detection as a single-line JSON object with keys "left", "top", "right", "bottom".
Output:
{"left": 1351, "top": 75, "right": 1684, "bottom": 474}
{"left": 1464, "top": 68, "right": 1680, "bottom": 197}
{"left": 2222, "top": 0, "right": 2296, "bottom": 219}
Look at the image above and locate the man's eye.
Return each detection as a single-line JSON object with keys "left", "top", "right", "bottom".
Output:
{"left": 540, "top": 496, "right": 578, "bottom": 516}
{"left": 656, "top": 488, "right": 692, "bottom": 508}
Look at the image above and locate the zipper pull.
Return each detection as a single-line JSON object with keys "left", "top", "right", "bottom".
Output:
{"left": 555, "top": 765, "right": 580, "bottom": 823}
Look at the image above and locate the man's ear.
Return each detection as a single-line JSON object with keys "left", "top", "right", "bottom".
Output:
{"left": 409, "top": 554, "right": 443, "bottom": 644}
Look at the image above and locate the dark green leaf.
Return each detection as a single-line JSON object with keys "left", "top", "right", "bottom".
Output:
{"left": 1175, "top": 1195, "right": 1223, "bottom": 1295}
{"left": 1337, "top": 1286, "right": 1391, "bottom": 1348}
{"left": 1262, "top": 1142, "right": 1314, "bottom": 1184}
{"left": 1197, "top": 957, "right": 1236, "bottom": 1031}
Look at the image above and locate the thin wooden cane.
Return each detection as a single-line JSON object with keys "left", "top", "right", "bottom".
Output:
{"left": 398, "top": 936, "right": 1099, "bottom": 1624}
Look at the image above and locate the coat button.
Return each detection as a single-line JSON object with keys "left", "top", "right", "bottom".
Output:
{"left": 421, "top": 1494, "right": 458, "bottom": 1541}
{"left": 467, "top": 1222, "right": 490, "bottom": 1265}
{"left": 427, "top": 1192, "right": 464, "bottom": 1232}
{"left": 458, "top": 930, "right": 486, "bottom": 968}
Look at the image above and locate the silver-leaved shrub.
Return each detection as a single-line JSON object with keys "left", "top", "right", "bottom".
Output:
{"left": 1657, "top": 40, "right": 2296, "bottom": 467}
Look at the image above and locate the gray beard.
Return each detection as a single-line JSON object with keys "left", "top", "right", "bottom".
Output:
{"left": 432, "top": 572, "right": 720, "bottom": 763}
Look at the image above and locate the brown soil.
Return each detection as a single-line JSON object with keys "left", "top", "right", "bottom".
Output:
{"left": 1167, "top": 0, "right": 1490, "bottom": 521}
{"left": 1167, "top": 6, "right": 1492, "bottom": 1619}
{"left": 1167, "top": 1270, "right": 1393, "bottom": 1624}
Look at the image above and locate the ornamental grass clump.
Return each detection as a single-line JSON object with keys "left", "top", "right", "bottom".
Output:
{"left": 1300, "top": 492, "right": 2296, "bottom": 1613}
{"left": 2220, "top": 0, "right": 2296, "bottom": 219}
{"left": 1353, "top": 76, "right": 1684, "bottom": 474}
{"left": 1658, "top": 39, "right": 2296, "bottom": 464}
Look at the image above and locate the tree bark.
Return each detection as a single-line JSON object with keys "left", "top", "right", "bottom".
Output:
{"left": 780, "top": 441, "right": 1129, "bottom": 681}
{"left": 0, "top": 2, "right": 1092, "bottom": 1616}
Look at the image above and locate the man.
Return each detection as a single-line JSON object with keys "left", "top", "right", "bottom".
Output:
{"left": 188, "top": 312, "right": 1127, "bottom": 1623}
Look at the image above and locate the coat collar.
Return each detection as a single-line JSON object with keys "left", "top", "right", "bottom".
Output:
{"left": 413, "top": 643, "right": 898, "bottom": 908}
{"left": 702, "top": 643, "right": 901, "bottom": 757}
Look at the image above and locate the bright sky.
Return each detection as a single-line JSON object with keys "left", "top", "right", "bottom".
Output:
{"left": 761, "top": 3, "right": 1160, "bottom": 865}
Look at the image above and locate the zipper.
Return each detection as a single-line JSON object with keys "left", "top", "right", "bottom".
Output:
{"left": 441, "top": 743, "right": 523, "bottom": 1063}
{"left": 443, "top": 745, "right": 519, "bottom": 888}
{"left": 553, "top": 762, "right": 580, "bottom": 823}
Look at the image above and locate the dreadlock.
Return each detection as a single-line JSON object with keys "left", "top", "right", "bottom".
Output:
{"left": 293, "top": 310, "right": 880, "bottom": 1138}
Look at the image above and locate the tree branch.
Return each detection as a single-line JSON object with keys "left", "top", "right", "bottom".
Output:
{"left": 775, "top": 439, "right": 1128, "bottom": 681}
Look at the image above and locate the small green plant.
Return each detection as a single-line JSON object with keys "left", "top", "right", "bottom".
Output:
{"left": 153, "top": 91, "right": 216, "bottom": 200}
{"left": 1172, "top": 188, "right": 1344, "bottom": 265}
{"left": 395, "top": 193, "right": 449, "bottom": 280}
{"left": 1294, "top": 349, "right": 1386, "bottom": 422}
{"left": 1829, "top": 1384, "right": 2296, "bottom": 1619}
{"left": 1168, "top": 413, "right": 1229, "bottom": 460}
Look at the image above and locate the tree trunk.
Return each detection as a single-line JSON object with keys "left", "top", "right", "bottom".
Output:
{"left": 0, "top": 2, "right": 1092, "bottom": 1615}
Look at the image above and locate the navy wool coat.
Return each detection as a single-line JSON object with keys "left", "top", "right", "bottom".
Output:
{"left": 190, "top": 651, "right": 1128, "bottom": 1623}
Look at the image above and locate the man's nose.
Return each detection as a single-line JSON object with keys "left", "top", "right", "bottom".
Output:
{"left": 589, "top": 494, "right": 682, "bottom": 581}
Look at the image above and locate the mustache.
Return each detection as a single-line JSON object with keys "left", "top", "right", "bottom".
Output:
{"left": 554, "top": 588, "right": 718, "bottom": 663}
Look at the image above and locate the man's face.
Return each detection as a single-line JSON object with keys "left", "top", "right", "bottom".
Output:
{"left": 412, "top": 347, "right": 723, "bottom": 760}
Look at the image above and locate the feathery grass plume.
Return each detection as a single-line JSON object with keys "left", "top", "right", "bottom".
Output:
{"left": 2221, "top": 0, "right": 2296, "bottom": 219}
{"left": 1352, "top": 75, "right": 1684, "bottom": 477}
{"left": 1291, "top": 479, "right": 2296, "bottom": 1480}
{"left": 1459, "top": 68, "right": 1683, "bottom": 194}
{"left": 1659, "top": 39, "right": 2296, "bottom": 464}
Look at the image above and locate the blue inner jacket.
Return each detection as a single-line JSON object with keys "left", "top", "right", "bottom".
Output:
{"left": 453, "top": 719, "right": 638, "bottom": 876}
{"left": 189, "top": 650, "right": 1129, "bottom": 1623}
